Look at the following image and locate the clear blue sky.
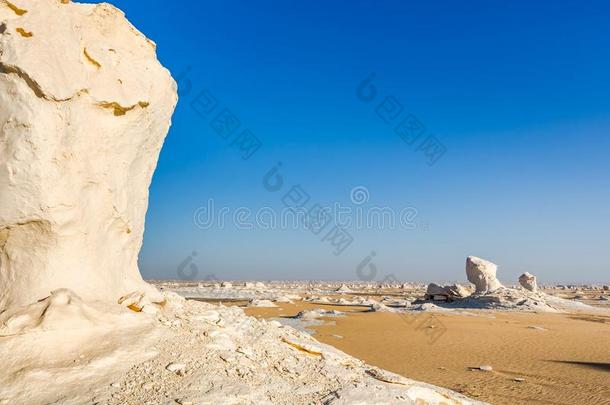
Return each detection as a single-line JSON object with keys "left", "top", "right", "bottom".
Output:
{"left": 98, "top": 0, "right": 609, "bottom": 283}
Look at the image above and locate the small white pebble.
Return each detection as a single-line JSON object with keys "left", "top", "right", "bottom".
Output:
{"left": 166, "top": 362, "right": 187, "bottom": 374}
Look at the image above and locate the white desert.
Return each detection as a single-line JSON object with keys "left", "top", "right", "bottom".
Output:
{"left": 1, "top": 1, "right": 608, "bottom": 405}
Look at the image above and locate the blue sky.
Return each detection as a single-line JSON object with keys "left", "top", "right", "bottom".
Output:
{"left": 98, "top": 0, "right": 609, "bottom": 283}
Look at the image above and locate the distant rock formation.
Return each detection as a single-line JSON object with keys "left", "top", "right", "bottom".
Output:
{"left": 0, "top": 0, "right": 177, "bottom": 311}
{"left": 336, "top": 284, "right": 354, "bottom": 293}
{"left": 425, "top": 283, "right": 471, "bottom": 301}
{"left": 466, "top": 256, "right": 504, "bottom": 293}
{"left": 519, "top": 272, "right": 538, "bottom": 292}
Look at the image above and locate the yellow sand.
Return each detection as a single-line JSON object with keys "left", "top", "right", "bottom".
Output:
{"left": 245, "top": 302, "right": 610, "bottom": 405}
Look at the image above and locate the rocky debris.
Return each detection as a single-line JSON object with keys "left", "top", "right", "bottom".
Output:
{"left": 466, "top": 256, "right": 504, "bottom": 293}
{"left": 165, "top": 362, "right": 186, "bottom": 376}
{"left": 0, "top": 0, "right": 176, "bottom": 310}
{"left": 380, "top": 297, "right": 412, "bottom": 307}
{"left": 425, "top": 283, "right": 448, "bottom": 299}
{"left": 292, "top": 309, "right": 344, "bottom": 320}
{"left": 368, "top": 302, "right": 397, "bottom": 312}
{"left": 425, "top": 283, "right": 471, "bottom": 301}
{"left": 603, "top": 285, "right": 609, "bottom": 291}
{"left": 469, "top": 365, "right": 493, "bottom": 372}
{"left": 335, "top": 284, "right": 353, "bottom": 293}
{"left": 118, "top": 291, "right": 160, "bottom": 314}
{"left": 247, "top": 299, "right": 277, "bottom": 308}
{"left": 527, "top": 325, "right": 547, "bottom": 331}
{"left": 446, "top": 284, "right": 472, "bottom": 298}
{"left": 519, "top": 272, "right": 538, "bottom": 292}
{"left": 220, "top": 281, "right": 233, "bottom": 288}
{"left": 84, "top": 299, "right": 482, "bottom": 405}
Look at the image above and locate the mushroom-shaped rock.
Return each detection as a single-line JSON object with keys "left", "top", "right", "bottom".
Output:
{"left": 519, "top": 272, "right": 538, "bottom": 292}
{"left": 0, "top": 0, "right": 177, "bottom": 311}
{"left": 465, "top": 256, "right": 504, "bottom": 293}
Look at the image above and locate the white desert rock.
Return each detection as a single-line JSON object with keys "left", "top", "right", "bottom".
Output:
{"left": 425, "top": 283, "right": 448, "bottom": 297}
{"left": 519, "top": 272, "right": 538, "bottom": 292}
{"left": 369, "top": 301, "right": 396, "bottom": 312}
{"left": 527, "top": 325, "right": 547, "bottom": 331}
{"left": 117, "top": 291, "right": 158, "bottom": 313}
{"left": 247, "top": 299, "right": 277, "bottom": 308}
{"left": 0, "top": 0, "right": 177, "bottom": 310}
{"left": 165, "top": 362, "right": 186, "bottom": 375}
{"left": 446, "top": 283, "right": 472, "bottom": 298}
{"left": 293, "top": 309, "right": 343, "bottom": 320}
{"left": 0, "top": 288, "right": 143, "bottom": 336}
{"left": 468, "top": 365, "right": 493, "bottom": 372}
{"left": 466, "top": 256, "right": 504, "bottom": 293}
{"left": 425, "top": 283, "right": 471, "bottom": 301}
{"left": 336, "top": 284, "right": 353, "bottom": 293}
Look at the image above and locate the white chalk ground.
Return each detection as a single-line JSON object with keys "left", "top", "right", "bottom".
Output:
{"left": 0, "top": 290, "right": 486, "bottom": 405}
{"left": 2, "top": 282, "right": 604, "bottom": 404}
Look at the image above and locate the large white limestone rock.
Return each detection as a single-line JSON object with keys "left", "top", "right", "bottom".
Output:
{"left": 0, "top": 0, "right": 177, "bottom": 310}
{"left": 466, "top": 256, "right": 504, "bottom": 294}
{"left": 519, "top": 272, "right": 538, "bottom": 292}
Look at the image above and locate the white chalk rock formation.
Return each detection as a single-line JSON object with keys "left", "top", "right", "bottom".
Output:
{"left": 425, "top": 283, "right": 471, "bottom": 301}
{"left": 466, "top": 256, "right": 504, "bottom": 294}
{"left": 446, "top": 283, "right": 472, "bottom": 298}
{"left": 519, "top": 272, "right": 538, "bottom": 292}
{"left": 336, "top": 283, "right": 353, "bottom": 293}
{"left": 425, "top": 283, "right": 447, "bottom": 296}
{"left": 0, "top": 0, "right": 177, "bottom": 310}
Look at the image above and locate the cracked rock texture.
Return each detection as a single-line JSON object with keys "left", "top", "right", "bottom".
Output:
{"left": 0, "top": 0, "right": 177, "bottom": 310}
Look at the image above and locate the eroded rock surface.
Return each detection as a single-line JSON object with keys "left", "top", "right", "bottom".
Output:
{"left": 519, "top": 272, "right": 538, "bottom": 292}
{"left": 0, "top": 0, "right": 177, "bottom": 309}
{"left": 466, "top": 256, "right": 504, "bottom": 293}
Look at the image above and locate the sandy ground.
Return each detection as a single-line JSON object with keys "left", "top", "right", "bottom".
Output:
{"left": 243, "top": 302, "right": 610, "bottom": 405}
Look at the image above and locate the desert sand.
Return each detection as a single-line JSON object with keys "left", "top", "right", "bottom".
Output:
{"left": 244, "top": 300, "right": 610, "bottom": 405}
